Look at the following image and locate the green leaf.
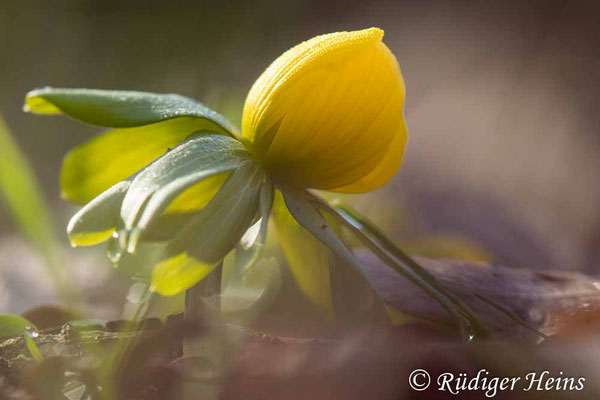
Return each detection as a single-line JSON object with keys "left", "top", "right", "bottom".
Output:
{"left": 233, "top": 181, "right": 273, "bottom": 275}
{"left": 0, "top": 116, "right": 81, "bottom": 308}
{"left": 24, "top": 87, "right": 238, "bottom": 134}
{"left": 61, "top": 118, "right": 232, "bottom": 204}
{"left": 0, "top": 314, "right": 43, "bottom": 361}
{"left": 281, "top": 190, "right": 364, "bottom": 278}
{"left": 120, "top": 135, "right": 250, "bottom": 252}
{"left": 328, "top": 202, "right": 487, "bottom": 336}
{"left": 0, "top": 314, "right": 37, "bottom": 337}
{"left": 105, "top": 175, "right": 232, "bottom": 265}
{"left": 26, "top": 88, "right": 240, "bottom": 204}
{"left": 140, "top": 174, "right": 231, "bottom": 242}
{"left": 141, "top": 212, "right": 206, "bottom": 243}
{"left": 280, "top": 189, "right": 389, "bottom": 324}
{"left": 25, "top": 336, "right": 43, "bottom": 361}
{"left": 25, "top": 88, "right": 242, "bottom": 204}
{"left": 151, "top": 163, "right": 264, "bottom": 296}
{"left": 67, "top": 180, "right": 130, "bottom": 247}
{"left": 67, "top": 138, "right": 237, "bottom": 249}
{"left": 219, "top": 181, "right": 277, "bottom": 319}
{"left": 272, "top": 190, "right": 333, "bottom": 315}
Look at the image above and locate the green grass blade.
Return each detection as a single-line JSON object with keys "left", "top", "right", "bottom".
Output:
{"left": 0, "top": 116, "right": 82, "bottom": 309}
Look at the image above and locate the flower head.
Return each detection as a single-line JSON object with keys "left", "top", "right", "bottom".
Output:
{"left": 243, "top": 27, "right": 407, "bottom": 192}
{"left": 24, "top": 28, "right": 409, "bottom": 320}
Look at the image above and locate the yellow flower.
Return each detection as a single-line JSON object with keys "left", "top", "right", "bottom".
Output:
{"left": 26, "top": 29, "right": 485, "bottom": 333}
{"left": 243, "top": 27, "right": 407, "bottom": 192}
{"left": 24, "top": 28, "right": 416, "bottom": 322}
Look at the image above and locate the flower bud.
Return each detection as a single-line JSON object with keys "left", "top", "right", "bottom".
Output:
{"left": 242, "top": 28, "right": 407, "bottom": 192}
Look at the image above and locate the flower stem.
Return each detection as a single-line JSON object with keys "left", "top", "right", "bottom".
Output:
{"left": 184, "top": 263, "right": 223, "bottom": 354}
{"left": 183, "top": 264, "right": 224, "bottom": 399}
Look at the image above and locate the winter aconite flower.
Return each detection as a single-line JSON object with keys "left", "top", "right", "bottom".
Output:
{"left": 242, "top": 28, "right": 406, "bottom": 192}
{"left": 24, "top": 28, "right": 417, "bottom": 320}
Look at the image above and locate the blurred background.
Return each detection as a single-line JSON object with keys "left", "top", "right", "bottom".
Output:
{"left": 0, "top": 0, "right": 599, "bottom": 317}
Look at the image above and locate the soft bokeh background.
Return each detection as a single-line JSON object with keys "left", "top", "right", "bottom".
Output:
{"left": 1, "top": 0, "right": 599, "bottom": 316}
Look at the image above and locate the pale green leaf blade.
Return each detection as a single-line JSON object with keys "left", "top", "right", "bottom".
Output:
{"left": 272, "top": 190, "right": 333, "bottom": 315}
{"left": 232, "top": 181, "right": 273, "bottom": 276}
{"left": 121, "top": 135, "right": 249, "bottom": 251}
{"left": 67, "top": 180, "right": 130, "bottom": 247}
{"left": 151, "top": 163, "right": 264, "bottom": 296}
{"left": 61, "top": 118, "right": 231, "bottom": 204}
{"left": 104, "top": 182, "right": 219, "bottom": 265}
{"left": 67, "top": 140, "right": 237, "bottom": 249}
{"left": 25, "top": 88, "right": 241, "bottom": 204}
{"left": 280, "top": 189, "right": 359, "bottom": 273}
{"left": 24, "top": 87, "right": 238, "bottom": 134}
{"left": 138, "top": 174, "right": 231, "bottom": 242}
{"left": 281, "top": 189, "right": 390, "bottom": 324}
{"left": 220, "top": 181, "right": 277, "bottom": 318}
{"left": 125, "top": 173, "right": 233, "bottom": 252}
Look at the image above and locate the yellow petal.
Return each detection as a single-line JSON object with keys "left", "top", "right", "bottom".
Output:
{"left": 138, "top": 173, "right": 232, "bottom": 242}
{"left": 152, "top": 163, "right": 264, "bottom": 296}
{"left": 385, "top": 304, "right": 417, "bottom": 325}
{"left": 69, "top": 229, "right": 115, "bottom": 247}
{"left": 242, "top": 28, "right": 407, "bottom": 192}
{"left": 151, "top": 252, "right": 217, "bottom": 296}
{"left": 163, "top": 172, "right": 230, "bottom": 214}
{"left": 331, "top": 119, "right": 407, "bottom": 193}
{"left": 62, "top": 117, "right": 220, "bottom": 204}
{"left": 272, "top": 191, "right": 333, "bottom": 316}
